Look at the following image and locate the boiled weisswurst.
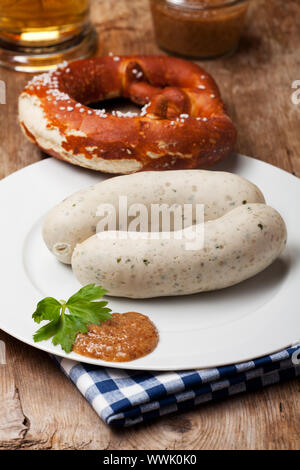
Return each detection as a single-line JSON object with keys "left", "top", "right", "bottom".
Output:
{"left": 43, "top": 170, "right": 265, "bottom": 264}
{"left": 71, "top": 203, "right": 287, "bottom": 299}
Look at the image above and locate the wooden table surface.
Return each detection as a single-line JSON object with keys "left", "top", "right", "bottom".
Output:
{"left": 0, "top": 0, "right": 299, "bottom": 450}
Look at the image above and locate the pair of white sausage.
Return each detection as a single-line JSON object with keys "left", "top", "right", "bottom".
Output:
{"left": 43, "top": 170, "right": 287, "bottom": 298}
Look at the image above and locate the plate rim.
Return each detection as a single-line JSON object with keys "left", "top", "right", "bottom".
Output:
{"left": 0, "top": 154, "right": 300, "bottom": 371}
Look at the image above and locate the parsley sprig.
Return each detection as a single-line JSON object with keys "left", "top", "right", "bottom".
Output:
{"left": 32, "top": 284, "right": 112, "bottom": 353}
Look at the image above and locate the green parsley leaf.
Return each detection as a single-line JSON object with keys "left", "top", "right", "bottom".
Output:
{"left": 67, "top": 284, "right": 107, "bottom": 303}
{"left": 52, "top": 315, "right": 89, "bottom": 354}
{"left": 67, "top": 300, "right": 112, "bottom": 324}
{"left": 32, "top": 297, "right": 61, "bottom": 323}
{"left": 33, "top": 318, "right": 60, "bottom": 342}
{"left": 32, "top": 284, "right": 112, "bottom": 353}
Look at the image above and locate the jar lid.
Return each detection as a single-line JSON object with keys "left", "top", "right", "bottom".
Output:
{"left": 164, "top": 0, "right": 245, "bottom": 10}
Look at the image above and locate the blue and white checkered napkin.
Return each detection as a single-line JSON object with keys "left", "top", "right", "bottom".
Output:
{"left": 54, "top": 345, "right": 300, "bottom": 427}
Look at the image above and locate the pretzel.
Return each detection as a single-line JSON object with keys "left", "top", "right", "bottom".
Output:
{"left": 19, "top": 55, "right": 237, "bottom": 174}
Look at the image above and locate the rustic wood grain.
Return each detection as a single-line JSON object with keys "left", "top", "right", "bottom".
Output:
{"left": 0, "top": 0, "right": 299, "bottom": 450}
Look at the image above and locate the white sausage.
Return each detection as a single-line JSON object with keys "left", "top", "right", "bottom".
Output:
{"left": 43, "top": 170, "right": 265, "bottom": 264}
{"left": 71, "top": 203, "right": 287, "bottom": 299}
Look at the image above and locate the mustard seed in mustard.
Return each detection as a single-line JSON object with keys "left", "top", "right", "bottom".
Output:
{"left": 73, "top": 312, "right": 159, "bottom": 362}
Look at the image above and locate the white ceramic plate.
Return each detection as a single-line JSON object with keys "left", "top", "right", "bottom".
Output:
{"left": 0, "top": 154, "right": 299, "bottom": 371}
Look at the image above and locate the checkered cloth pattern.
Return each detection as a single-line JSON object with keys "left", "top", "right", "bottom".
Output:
{"left": 54, "top": 345, "right": 300, "bottom": 427}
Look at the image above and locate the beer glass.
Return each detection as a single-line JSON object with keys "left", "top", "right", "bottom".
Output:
{"left": 0, "top": 0, "right": 97, "bottom": 72}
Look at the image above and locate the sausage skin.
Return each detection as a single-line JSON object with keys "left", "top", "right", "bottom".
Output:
{"left": 43, "top": 170, "right": 265, "bottom": 264}
{"left": 71, "top": 203, "right": 287, "bottom": 299}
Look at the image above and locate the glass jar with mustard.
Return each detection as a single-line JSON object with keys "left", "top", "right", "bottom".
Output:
{"left": 149, "top": 0, "right": 251, "bottom": 59}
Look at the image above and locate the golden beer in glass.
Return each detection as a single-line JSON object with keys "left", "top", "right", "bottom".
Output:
{"left": 0, "top": 0, "right": 97, "bottom": 72}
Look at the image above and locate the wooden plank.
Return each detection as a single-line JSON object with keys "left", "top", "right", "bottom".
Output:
{"left": 0, "top": 338, "right": 28, "bottom": 447}
{"left": 1, "top": 330, "right": 299, "bottom": 450}
{"left": 0, "top": 0, "right": 299, "bottom": 450}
